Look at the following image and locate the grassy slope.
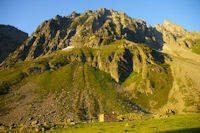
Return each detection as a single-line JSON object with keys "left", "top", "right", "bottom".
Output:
{"left": 32, "top": 62, "right": 76, "bottom": 97}
{"left": 140, "top": 63, "right": 173, "bottom": 110}
{"left": 0, "top": 53, "right": 133, "bottom": 119}
{"left": 121, "top": 54, "right": 173, "bottom": 110}
{"left": 33, "top": 61, "right": 133, "bottom": 112}
{"left": 122, "top": 65, "right": 173, "bottom": 110}
{"left": 84, "top": 64, "right": 132, "bottom": 114}
{"left": 55, "top": 114, "right": 200, "bottom": 133}
{"left": 0, "top": 40, "right": 174, "bottom": 115}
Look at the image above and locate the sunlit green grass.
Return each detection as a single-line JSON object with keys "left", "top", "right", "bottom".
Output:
{"left": 55, "top": 114, "right": 200, "bottom": 133}
{"left": 122, "top": 72, "right": 141, "bottom": 87}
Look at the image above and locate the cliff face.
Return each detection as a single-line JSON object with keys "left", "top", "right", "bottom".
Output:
{"left": 155, "top": 20, "right": 200, "bottom": 51}
{"left": 0, "top": 25, "right": 28, "bottom": 63}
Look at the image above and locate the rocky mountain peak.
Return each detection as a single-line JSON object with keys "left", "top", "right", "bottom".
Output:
{"left": 163, "top": 19, "right": 176, "bottom": 26}
{"left": 156, "top": 19, "right": 187, "bottom": 38}
{"left": 98, "top": 7, "right": 107, "bottom": 12}
{"left": 54, "top": 15, "right": 62, "bottom": 21}
{"left": 70, "top": 11, "right": 80, "bottom": 18}
{"left": 2, "top": 8, "right": 163, "bottom": 63}
{"left": 163, "top": 19, "right": 187, "bottom": 33}
{"left": 2, "top": 8, "right": 199, "bottom": 65}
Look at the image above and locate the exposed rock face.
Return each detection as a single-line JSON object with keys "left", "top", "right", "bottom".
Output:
{"left": 0, "top": 25, "right": 28, "bottom": 63}
{"left": 155, "top": 20, "right": 200, "bottom": 50}
{"left": 3, "top": 8, "right": 162, "bottom": 64}
{"left": 160, "top": 20, "right": 187, "bottom": 36}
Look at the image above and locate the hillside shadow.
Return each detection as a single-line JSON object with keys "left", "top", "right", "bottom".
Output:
{"left": 157, "top": 127, "right": 200, "bottom": 133}
{"left": 150, "top": 50, "right": 165, "bottom": 63}
{"left": 118, "top": 48, "right": 133, "bottom": 83}
{"left": 152, "top": 27, "right": 165, "bottom": 51}
{"left": 123, "top": 99, "right": 151, "bottom": 114}
{"left": 123, "top": 27, "right": 165, "bottom": 51}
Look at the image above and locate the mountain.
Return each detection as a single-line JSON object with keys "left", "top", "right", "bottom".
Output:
{"left": 0, "top": 8, "right": 200, "bottom": 124}
{"left": 2, "top": 8, "right": 162, "bottom": 64}
{"left": 0, "top": 25, "right": 28, "bottom": 63}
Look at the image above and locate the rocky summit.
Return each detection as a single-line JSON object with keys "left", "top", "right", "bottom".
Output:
{"left": 0, "top": 8, "right": 200, "bottom": 125}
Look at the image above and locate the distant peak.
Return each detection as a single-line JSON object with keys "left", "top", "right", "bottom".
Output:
{"left": 108, "top": 8, "right": 114, "bottom": 12}
{"left": 70, "top": 11, "right": 79, "bottom": 18}
{"left": 98, "top": 7, "right": 106, "bottom": 12}
{"left": 55, "top": 14, "right": 62, "bottom": 20}
{"left": 163, "top": 19, "right": 187, "bottom": 33}
{"left": 164, "top": 20, "right": 178, "bottom": 26}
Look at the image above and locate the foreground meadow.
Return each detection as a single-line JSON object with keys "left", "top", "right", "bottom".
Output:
{"left": 55, "top": 114, "right": 200, "bottom": 133}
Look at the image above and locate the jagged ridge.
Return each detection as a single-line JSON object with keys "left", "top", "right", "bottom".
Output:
{"left": 2, "top": 8, "right": 163, "bottom": 64}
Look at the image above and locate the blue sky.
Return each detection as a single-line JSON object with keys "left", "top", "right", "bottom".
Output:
{"left": 0, "top": 0, "right": 199, "bottom": 35}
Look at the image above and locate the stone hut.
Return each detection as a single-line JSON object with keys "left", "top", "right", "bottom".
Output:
{"left": 98, "top": 113, "right": 117, "bottom": 122}
{"left": 98, "top": 114, "right": 104, "bottom": 122}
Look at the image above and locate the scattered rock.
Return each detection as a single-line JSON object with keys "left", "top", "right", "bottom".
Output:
{"left": 19, "top": 126, "right": 28, "bottom": 133}
{"left": 31, "top": 120, "right": 38, "bottom": 125}
{"left": 9, "top": 123, "right": 15, "bottom": 128}
{"left": 69, "top": 122, "right": 75, "bottom": 125}
{"left": 43, "top": 122, "right": 48, "bottom": 126}
{"left": 166, "top": 109, "right": 176, "bottom": 115}
{"left": 0, "top": 126, "right": 6, "bottom": 132}
{"left": 153, "top": 114, "right": 162, "bottom": 119}
{"left": 163, "top": 115, "right": 170, "bottom": 118}
{"left": 35, "top": 125, "right": 42, "bottom": 132}
{"left": 41, "top": 127, "right": 45, "bottom": 132}
{"left": 64, "top": 124, "right": 69, "bottom": 128}
{"left": 29, "top": 117, "right": 33, "bottom": 121}
{"left": 152, "top": 127, "right": 158, "bottom": 131}
{"left": 66, "top": 119, "right": 71, "bottom": 123}
{"left": 125, "top": 123, "right": 129, "bottom": 127}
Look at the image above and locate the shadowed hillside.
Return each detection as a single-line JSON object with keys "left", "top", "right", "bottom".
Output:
{"left": 0, "top": 25, "right": 28, "bottom": 63}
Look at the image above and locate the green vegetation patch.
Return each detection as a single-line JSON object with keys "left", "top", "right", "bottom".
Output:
{"left": 85, "top": 64, "right": 133, "bottom": 114}
{"left": 0, "top": 66, "right": 25, "bottom": 94}
{"left": 32, "top": 62, "right": 78, "bottom": 97}
{"left": 134, "top": 64, "right": 173, "bottom": 110}
{"left": 55, "top": 114, "right": 200, "bottom": 133}
{"left": 98, "top": 40, "right": 125, "bottom": 54}
{"left": 122, "top": 72, "right": 142, "bottom": 87}
{"left": 192, "top": 39, "right": 200, "bottom": 54}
